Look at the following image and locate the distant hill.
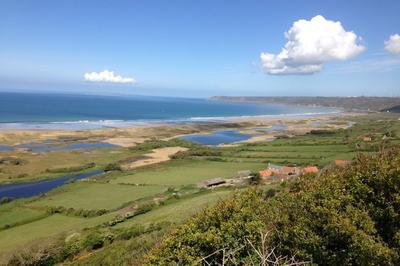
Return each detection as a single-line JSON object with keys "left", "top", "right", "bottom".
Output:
{"left": 211, "top": 96, "right": 400, "bottom": 112}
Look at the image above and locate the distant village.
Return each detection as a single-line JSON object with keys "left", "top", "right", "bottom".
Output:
{"left": 200, "top": 159, "right": 350, "bottom": 188}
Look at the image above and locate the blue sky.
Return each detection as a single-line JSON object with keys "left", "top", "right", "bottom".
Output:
{"left": 1, "top": 0, "right": 399, "bottom": 97}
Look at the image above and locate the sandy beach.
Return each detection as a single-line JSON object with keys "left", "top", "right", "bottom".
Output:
{"left": 0, "top": 111, "right": 363, "bottom": 147}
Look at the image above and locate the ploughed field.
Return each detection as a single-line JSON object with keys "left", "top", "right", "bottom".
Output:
{"left": 0, "top": 113, "right": 399, "bottom": 264}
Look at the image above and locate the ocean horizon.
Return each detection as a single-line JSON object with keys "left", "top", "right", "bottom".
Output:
{"left": 0, "top": 92, "right": 339, "bottom": 130}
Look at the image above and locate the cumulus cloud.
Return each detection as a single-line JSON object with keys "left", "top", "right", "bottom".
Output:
{"left": 384, "top": 34, "right": 400, "bottom": 55}
{"left": 260, "top": 15, "right": 365, "bottom": 75}
{"left": 84, "top": 70, "right": 136, "bottom": 84}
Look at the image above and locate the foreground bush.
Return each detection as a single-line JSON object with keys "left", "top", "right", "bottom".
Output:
{"left": 146, "top": 190, "right": 266, "bottom": 264}
{"left": 146, "top": 149, "right": 400, "bottom": 265}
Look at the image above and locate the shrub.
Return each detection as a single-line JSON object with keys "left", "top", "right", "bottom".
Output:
{"left": 249, "top": 171, "right": 261, "bottom": 185}
{"left": 104, "top": 162, "right": 122, "bottom": 172}
{"left": 83, "top": 232, "right": 105, "bottom": 251}
{"left": 116, "top": 225, "right": 146, "bottom": 240}
{"left": 0, "top": 196, "right": 15, "bottom": 204}
{"left": 46, "top": 162, "right": 96, "bottom": 173}
{"left": 134, "top": 203, "right": 155, "bottom": 216}
{"left": 146, "top": 190, "right": 265, "bottom": 264}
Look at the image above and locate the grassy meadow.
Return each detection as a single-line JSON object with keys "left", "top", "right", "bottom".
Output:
{"left": 29, "top": 183, "right": 167, "bottom": 211}
{"left": 111, "top": 160, "right": 265, "bottom": 186}
{"left": 115, "top": 189, "right": 235, "bottom": 228}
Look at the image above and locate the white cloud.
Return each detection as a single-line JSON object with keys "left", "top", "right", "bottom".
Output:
{"left": 384, "top": 34, "right": 400, "bottom": 55}
{"left": 84, "top": 70, "right": 136, "bottom": 84}
{"left": 260, "top": 15, "right": 365, "bottom": 75}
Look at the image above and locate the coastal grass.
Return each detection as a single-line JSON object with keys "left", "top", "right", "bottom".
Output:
{"left": 0, "top": 213, "right": 117, "bottom": 263}
{"left": 0, "top": 207, "right": 48, "bottom": 230}
{"left": 29, "top": 182, "right": 166, "bottom": 210}
{"left": 110, "top": 160, "right": 265, "bottom": 186}
{"left": 115, "top": 189, "right": 234, "bottom": 228}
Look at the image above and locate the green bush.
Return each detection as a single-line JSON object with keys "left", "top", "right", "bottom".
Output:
{"left": 130, "top": 138, "right": 199, "bottom": 152}
{"left": 134, "top": 203, "right": 155, "bottom": 216}
{"left": 45, "top": 162, "right": 96, "bottom": 173}
{"left": 146, "top": 190, "right": 265, "bottom": 264}
{"left": 104, "top": 162, "right": 122, "bottom": 172}
{"left": 83, "top": 232, "right": 105, "bottom": 251}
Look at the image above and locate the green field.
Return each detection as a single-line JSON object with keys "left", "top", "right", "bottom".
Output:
{"left": 0, "top": 206, "right": 48, "bottom": 230}
{"left": 0, "top": 212, "right": 117, "bottom": 260}
{"left": 30, "top": 182, "right": 166, "bottom": 210}
{"left": 116, "top": 189, "right": 234, "bottom": 227}
{"left": 111, "top": 160, "right": 265, "bottom": 186}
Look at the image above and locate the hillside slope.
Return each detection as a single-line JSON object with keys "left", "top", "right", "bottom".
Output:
{"left": 147, "top": 149, "right": 400, "bottom": 265}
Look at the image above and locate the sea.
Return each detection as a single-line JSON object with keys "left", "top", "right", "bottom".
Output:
{"left": 0, "top": 92, "right": 339, "bottom": 130}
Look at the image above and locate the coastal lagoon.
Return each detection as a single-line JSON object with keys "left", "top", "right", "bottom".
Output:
{"left": 180, "top": 130, "right": 253, "bottom": 145}
{"left": 0, "top": 145, "right": 14, "bottom": 151}
{"left": 0, "top": 170, "right": 104, "bottom": 199}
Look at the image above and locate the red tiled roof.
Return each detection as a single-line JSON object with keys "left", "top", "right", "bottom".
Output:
{"left": 334, "top": 160, "right": 349, "bottom": 166}
{"left": 281, "top": 166, "right": 299, "bottom": 174}
{"left": 259, "top": 169, "right": 273, "bottom": 177}
{"left": 303, "top": 166, "right": 318, "bottom": 173}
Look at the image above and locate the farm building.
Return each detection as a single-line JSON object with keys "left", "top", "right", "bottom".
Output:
{"left": 202, "top": 178, "right": 226, "bottom": 188}
{"left": 267, "top": 163, "right": 282, "bottom": 171}
{"left": 302, "top": 166, "right": 319, "bottom": 174}
{"left": 259, "top": 169, "right": 273, "bottom": 178}
{"left": 259, "top": 164, "right": 300, "bottom": 181}
{"left": 281, "top": 166, "right": 300, "bottom": 176}
{"left": 334, "top": 160, "right": 349, "bottom": 167}
{"left": 259, "top": 164, "right": 317, "bottom": 182}
{"left": 235, "top": 170, "right": 252, "bottom": 178}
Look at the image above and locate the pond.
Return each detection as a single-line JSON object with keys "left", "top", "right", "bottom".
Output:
{"left": 16, "top": 141, "right": 117, "bottom": 152}
{"left": 179, "top": 130, "right": 253, "bottom": 145}
{"left": 0, "top": 145, "right": 14, "bottom": 152}
{"left": 0, "top": 170, "right": 104, "bottom": 199}
{"left": 253, "top": 124, "right": 288, "bottom": 133}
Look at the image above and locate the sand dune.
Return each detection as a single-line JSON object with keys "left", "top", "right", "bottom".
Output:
{"left": 122, "top": 146, "right": 188, "bottom": 170}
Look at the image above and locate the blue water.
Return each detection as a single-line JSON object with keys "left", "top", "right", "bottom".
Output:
{"left": 0, "top": 145, "right": 14, "bottom": 151}
{"left": 0, "top": 92, "right": 338, "bottom": 130}
{"left": 0, "top": 170, "right": 104, "bottom": 199}
{"left": 17, "top": 141, "right": 116, "bottom": 152}
{"left": 180, "top": 130, "right": 253, "bottom": 145}
{"left": 253, "top": 124, "right": 288, "bottom": 133}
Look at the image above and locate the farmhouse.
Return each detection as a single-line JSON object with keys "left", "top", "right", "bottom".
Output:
{"left": 259, "top": 169, "right": 273, "bottom": 178}
{"left": 259, "top": 164, "right": 318, "bottom": 182}
{"left": 302, "top": 166, "right": 319, "bottom": 174}
{"left": 267, "top": 163, "right": 282, "bottom": 172}
{"left": 259, "top": 164, "right": 300, "bottom": 181}
{"left": 281, "top": 166, "right": 300, "bottom": 176}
